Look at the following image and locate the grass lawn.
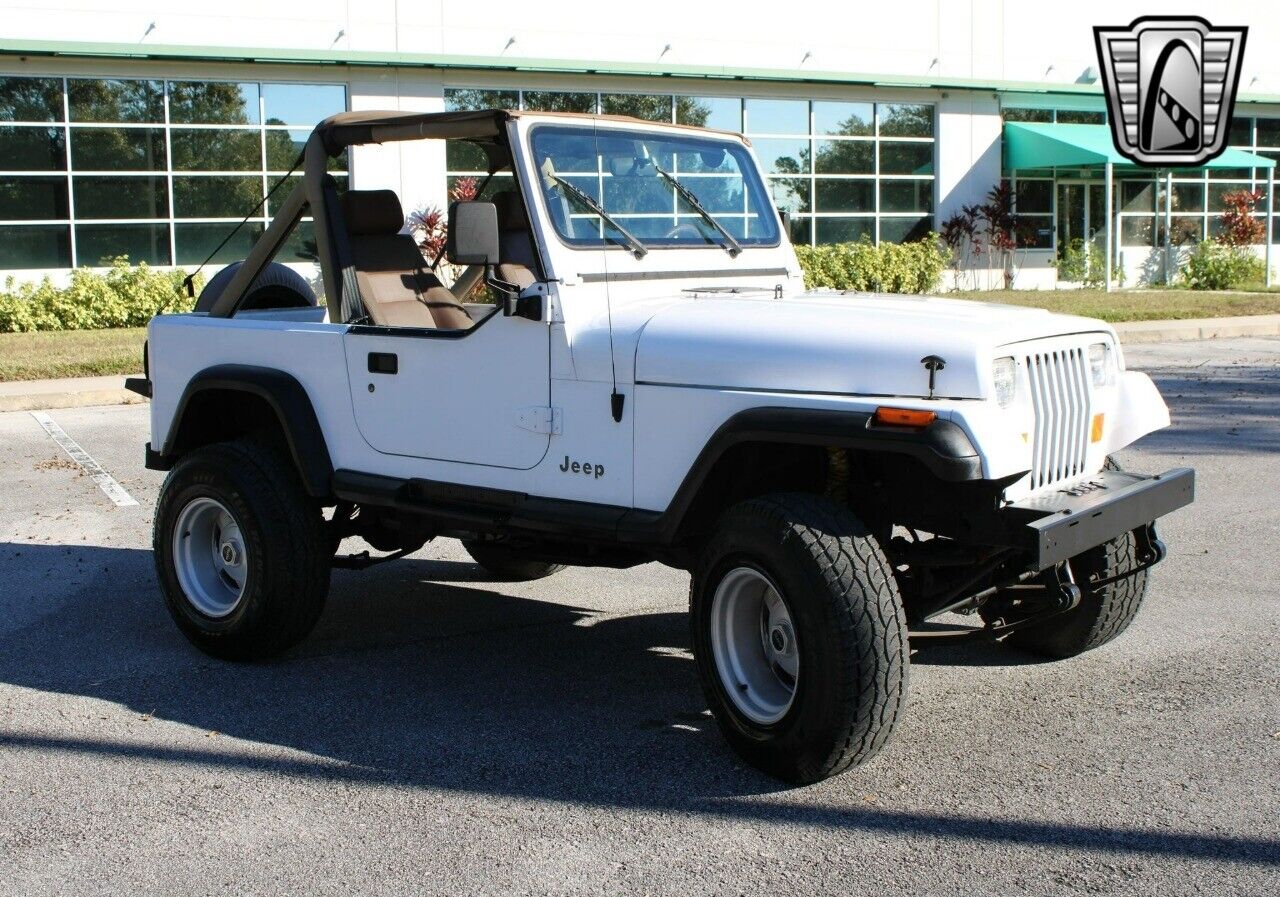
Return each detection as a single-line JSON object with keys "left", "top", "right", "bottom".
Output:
{"left": 952, "top": 288, "right": 1280, "bottom": 323}
{"left": 0, "top": 327, "right": 146, "bottom": 382}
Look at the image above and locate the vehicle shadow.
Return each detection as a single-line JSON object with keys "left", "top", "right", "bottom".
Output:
{"left": 1, "top": 540, "right": 1277, "bottom": 867}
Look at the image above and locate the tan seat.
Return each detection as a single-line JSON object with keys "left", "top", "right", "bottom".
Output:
{"left": 492, "top": 190, "right": 539, "bottom": 290}
{"left": 339, "top": 189, "right": 473, "bottom": 330}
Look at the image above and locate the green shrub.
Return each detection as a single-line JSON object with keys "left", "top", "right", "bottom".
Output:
{"left": 1181, "top": 240, "right": 1265, "bottom": 291}
{"left": 794, "top": 234, "right": 948, "bottom": 294}
{"left": 0, "top": 257, "right": 198, "bottom": 333}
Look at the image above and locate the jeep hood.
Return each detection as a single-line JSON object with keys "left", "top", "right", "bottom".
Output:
{"left": 632, "top": 291, "right": 1114, "bottom": 399}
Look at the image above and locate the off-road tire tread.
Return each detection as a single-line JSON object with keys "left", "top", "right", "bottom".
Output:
{"left": 692, "top": 492, "right": 909, "bottom": 782}
{"left": 155, "top": 437, "right": 330, "bottom": 660}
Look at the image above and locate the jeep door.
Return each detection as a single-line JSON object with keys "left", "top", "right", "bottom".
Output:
{"left": 343, "top": 309, "right": 551, "bottom": 470}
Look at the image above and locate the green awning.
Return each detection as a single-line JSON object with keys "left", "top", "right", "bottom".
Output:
{"left": 1004, "top": 122, "right": 1275, "bottom": 171}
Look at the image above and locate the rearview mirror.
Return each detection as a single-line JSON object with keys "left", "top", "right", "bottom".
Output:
{"left": 446, "top": 201, "right": 499, "bottom": 266}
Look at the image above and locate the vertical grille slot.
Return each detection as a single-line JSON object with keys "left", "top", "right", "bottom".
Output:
{"left": 1024, "top": 347, "right": 1091, "bottom": 491}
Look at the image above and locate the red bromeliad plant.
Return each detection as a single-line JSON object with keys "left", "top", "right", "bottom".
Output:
{"left": 940, "top": 184, "right": 1022, "bottom": 289}
{"left": 406, "top": 176, "right": 480, "bottom": 261}
{"left": 1217, "top": 188, "right": 1265, "bottom": 247}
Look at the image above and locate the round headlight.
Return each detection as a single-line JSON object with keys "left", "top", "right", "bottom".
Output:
{"left": 992, "top": 356, "right": 1017, "bottom": 408}
{"left": 1088, "top": 342, "right": 1116, "bottom": 388}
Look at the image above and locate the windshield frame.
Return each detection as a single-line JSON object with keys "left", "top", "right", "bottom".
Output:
{"left": 526, "top": 121, "right": 782, "bottom": 255}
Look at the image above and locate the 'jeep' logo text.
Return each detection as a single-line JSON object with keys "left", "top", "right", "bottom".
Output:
{"left": 560, "top": 456, "right": 604, "bottom": 479}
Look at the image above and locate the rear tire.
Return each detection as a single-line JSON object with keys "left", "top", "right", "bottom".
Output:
{"left": 462, "top": 540, "right": 565, "bottom": 581}
{"left": 154, "top": 438, "right": 330, "bottom": 660}
{"left": 690, "top": 493, "right": 909, "bottom": 784}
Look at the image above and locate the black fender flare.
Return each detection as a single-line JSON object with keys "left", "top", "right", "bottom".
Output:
{"left": 618, "top": 406, "right": 983, "bottom": 545}
{"left": 159, "top": 364, "right": 333, "bottom": 498}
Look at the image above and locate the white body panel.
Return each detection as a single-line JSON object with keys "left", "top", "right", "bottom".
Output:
{"left": 146, "top": 114, "right": 1173, "bottom": 519}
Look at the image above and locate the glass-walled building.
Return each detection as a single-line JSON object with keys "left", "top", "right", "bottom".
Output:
{"left": 1, "top": 0, "right": 1278, "bottom": 287}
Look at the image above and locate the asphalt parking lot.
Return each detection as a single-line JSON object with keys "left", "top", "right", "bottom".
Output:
{"left": 1, "top": 337, "right": 1277, "bottom": 896}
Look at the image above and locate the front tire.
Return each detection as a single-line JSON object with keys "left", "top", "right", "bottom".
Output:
{"left": 154, "top": 439, "right": 330, "bottom": 660}
{"left": 690, "top": 493, "right": 909, "bottom": 784}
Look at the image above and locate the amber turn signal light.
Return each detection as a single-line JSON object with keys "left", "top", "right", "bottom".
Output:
{"left": 1090, "top": 412, "right": 1105, "bottom": 443}
{"left": 874, "top": 406, "right": 938, "bottom": 428}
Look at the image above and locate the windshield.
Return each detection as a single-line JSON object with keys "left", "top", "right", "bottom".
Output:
{"left": 529, "top": 124, "right": 780, "bottom": 250}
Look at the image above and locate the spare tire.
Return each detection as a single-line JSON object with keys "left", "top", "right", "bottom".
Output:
{"left": 195, "top": 261, "right": 317, "bottom": 313}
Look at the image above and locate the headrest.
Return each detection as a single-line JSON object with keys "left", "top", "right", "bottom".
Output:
{"left": 340, "top": 189, "right": 405, "bottom": 236}
{"left": 492, "top": 190, "right": 529, "bottom": 232}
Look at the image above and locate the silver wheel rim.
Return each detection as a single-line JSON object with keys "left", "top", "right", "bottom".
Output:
{"left": 172, "top": 497, "right": 248, "bottom": 618}
{"left": 709, "top": 566, "right": 799, "bottom": 725}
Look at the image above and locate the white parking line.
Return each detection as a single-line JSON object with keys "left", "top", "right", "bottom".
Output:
{"left": 29, "top": 411, "right": 140, "bottom": 508}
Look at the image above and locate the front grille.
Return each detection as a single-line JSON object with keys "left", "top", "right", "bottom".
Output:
{"left": 1024, "top": 346, "right": 1092, "bottom": 491}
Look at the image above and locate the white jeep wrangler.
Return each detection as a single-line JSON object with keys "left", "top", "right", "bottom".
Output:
{"left": 132, "top": 109, "right": 1194, "bottom": 783}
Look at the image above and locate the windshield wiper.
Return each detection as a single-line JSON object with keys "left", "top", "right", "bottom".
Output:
{"left": 650, "top": 162, "right": 743, "bottom": 257}
{"left": 548, "top": 173, "right": 648, "bottom": 259}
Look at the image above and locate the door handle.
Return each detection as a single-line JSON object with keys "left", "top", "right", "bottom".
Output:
{"left": 368, "top": 352, "right": 398, "bottom": 374}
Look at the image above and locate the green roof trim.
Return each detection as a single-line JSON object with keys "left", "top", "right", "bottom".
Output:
{"left": 1004, "top": 122, "right": 1276, "bottom": 171}
{"left": 4, "top": 37, "right": 1280, "bottom": 104}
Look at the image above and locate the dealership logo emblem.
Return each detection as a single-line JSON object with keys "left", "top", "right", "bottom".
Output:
{"left": 1094, "top": 16, "right": 1247, "bottom": 166}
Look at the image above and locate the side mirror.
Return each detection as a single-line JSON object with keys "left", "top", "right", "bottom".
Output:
{"left": 446, "top": 201, "right": 499, "bottom": 266}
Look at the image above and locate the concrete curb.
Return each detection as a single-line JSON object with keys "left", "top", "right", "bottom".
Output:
{"left": 0, "top": 375, "right": 145, "bottom": 413}
{"left": 1114, "top": 313, "right": 1280, "bottom": 343}
{"left": 1, "top": 314, "right": 1278, "bottom": 412}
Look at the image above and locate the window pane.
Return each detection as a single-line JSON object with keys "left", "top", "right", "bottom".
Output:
{"left": 1208, "top": 165, "right": 1251, "bottom": 180}
{"left": 1170, "top": 215, "right": 1203, "bottom": 245}
{"left": 1015, "top": 215, "right": 1053, "bottom": 249}
{"left": 446, "top": 139, "right": 489, "bottom": 172}
{"left": 522, "top": 91, "right": 596, "bottom": 113}
{"left": 75, "top": 223, "right": 170, "bottom": 265}
{"left": 786, "top": 216, "right": 812, "bottom": 246}
{"left": 73, "top": 176, "right": 168, "bottom": 219}
{"left": 1208, "top": 182, "right": 1251, "bottom": 211}
{"left": 1015, "top": 179, "right": 1052, "bottom": 213}
{"left": 175, "top": 222, "right": 264, "bottom": 265}
{"left": 815, "top": 179, "right": 873, "bottom": 212}
{"left": 263, "top": 129, "right": 343, "bottom": 171}
{"left": 813, "top": 101, "right": 873, "bottom": 137}
{"left": 0, "top": 126, "right": 66, "bottom": 170}
{"left": 267, "top": 174, "right": 347, "bottom": 213}
{"left": 171, "top": 129, "right": 262, "bottom": 171}
{"left": 602, "top": 94, "right": 672, "bottom": 122}
{"left": 262, "top": 83, "right": 346, "bottom": 127}
{"left": 878, "top": 216, "right": 931, "bottom": 243}
{"left": 1256, "top": 118, "right": 1280, "bottom": 148}
{"left": 1003, "top": 107, "right": 1052, "bottom": 123}
{"left": 1229, "top": 116, "right": 1253, "bottom": 146}
{"left": 879, "top": 142, "right": 933, "bottom": 175}
{"left": 0, "top": 224, "right": 70, "bottom": 267}
{"left": 1056, "top": 109, "right": 1105, "bottom": 125}
{"left": 444, "top": 88, "right": 519, "bottom": 112}
{"left": 879, "top": 103, "right": 933, "bottom": 137}
{"left": 752, "top": 137, "right": 808, "bottom": 175}
{"left": 880, "top": 180, "right": 933, "bottom": 213}
{"left": 1120, "top": 180, "right": 1156, "bottom": 212}
{"left": 1121, "top": 216, "right": 1155, "bottom": 247}
{"left": 744, "top": 99, "right": 807, "bottom": 135}
{"left": 676, "top": 97, "right": 740, "bottom": 131}
{"left": 0, "top": 77, "right": 64, "bottom": 122}
{"left": 0, "top": 176, "right": 69, "bottom": 220}
{"left": 71, "top": 128, "right": 165, "bottom": 171}
{"left": 1172, "top": 182, "right": 1204, "bottom": 212}
{"left": 814, "top": 140, "right": 872, "bottom": 174}
{"left": 168, "top": 81, "right": 260, "bottom": 125}
{"left": 174, "top": 176, "right": 263, "bottom": 218}
{"left": 815, "top": 217, "right": 874, "bottom": 244}
{"left": 68, "top": 79, "right": 163, "bottom": 123}
{"left": 278, "top": 219, "right": 320, "bottom": 264}
{"left": 768, "top": 178, "right": 811, "bottom": 214}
